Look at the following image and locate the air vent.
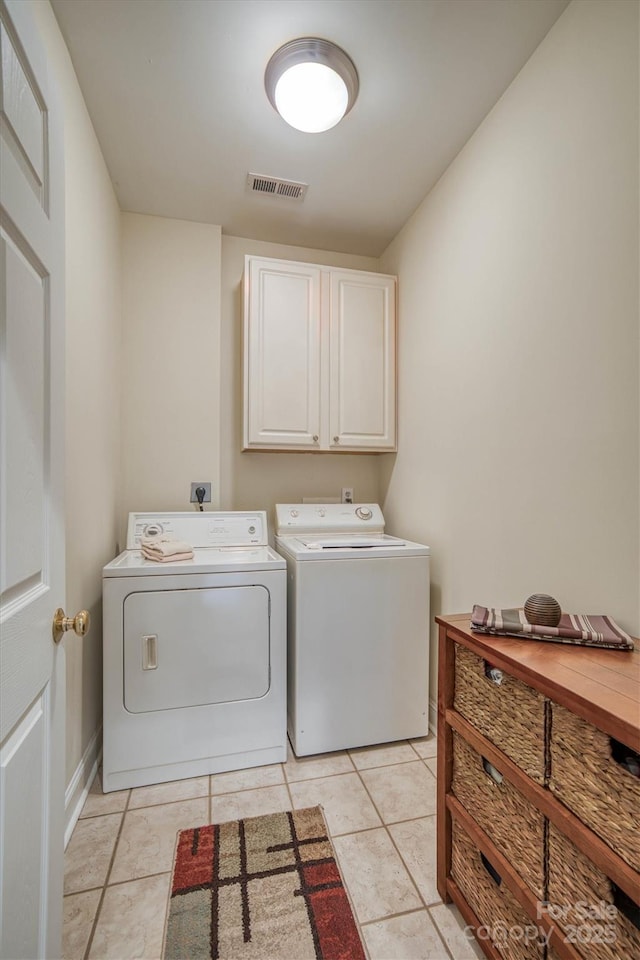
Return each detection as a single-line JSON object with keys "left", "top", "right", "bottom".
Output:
{"left": 247, "top": 173, "right": 308, "bottom": 201}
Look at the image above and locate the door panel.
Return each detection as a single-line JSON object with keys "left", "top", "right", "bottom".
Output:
{"left": 0, "top": 19, "right": 45, "bottom": 190}
{"left": 2, "top": 241, "right": 47, "bottom": 595}
{"left": 1, "top": 235, "right": 54, "bottom": 736}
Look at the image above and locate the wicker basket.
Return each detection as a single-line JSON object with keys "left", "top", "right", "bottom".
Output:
{"left": 549, "top": 703, "right": 640, "bottom": 872}
{"left": 451, "top": 731, "right": 546, "bottom": 899}
{"left": 547, "top": 824, "right": 640, "bottom": 960}
{"left": 451, "top": 818, "right": 544, "bottom": 960}
{"left": 453, "top": 644, "right": 548, "bottom": 784}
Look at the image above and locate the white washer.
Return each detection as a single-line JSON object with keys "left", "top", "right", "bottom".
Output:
{"left": 102, "top": 511, "right": 286, "bottom": 791}
{"left": 275, "top": 503, "right": 430, "bottom": 756}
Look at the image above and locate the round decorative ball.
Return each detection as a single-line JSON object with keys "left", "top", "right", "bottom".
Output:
{"left": 524, "top": 594, "right": 562, "bottom": 627}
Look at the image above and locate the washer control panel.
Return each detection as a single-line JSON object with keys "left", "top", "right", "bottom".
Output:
{"left": 275, "top": 503, "right": 384, "bottom": 536}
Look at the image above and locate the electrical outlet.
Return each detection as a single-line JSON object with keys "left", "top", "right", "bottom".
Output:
{"left": 341, "top": 487, "right": 354, "bottom": 504}
{"left": 190, "top": 482, "right": 211, "bottom": 504}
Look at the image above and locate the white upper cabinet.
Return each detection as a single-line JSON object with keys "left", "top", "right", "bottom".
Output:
{"left": 328, "top": 270, "right": 396, "bottom": 450}
{"left": 243, "top": 256, "right": 396, "bottom": 452}
{"left": 243, "top": 257, "right": 322, "bottom": 448}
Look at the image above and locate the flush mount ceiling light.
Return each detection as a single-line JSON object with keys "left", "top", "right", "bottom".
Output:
{"left": 265, "top": 38, "right": 359, "bottom": 133}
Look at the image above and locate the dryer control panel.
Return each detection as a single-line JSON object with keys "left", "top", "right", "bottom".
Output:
{"left": 126, "top": 511, "right": 268, "bottom": 549}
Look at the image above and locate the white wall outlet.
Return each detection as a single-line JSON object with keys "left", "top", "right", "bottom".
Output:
{"left": 341, "top": 487, "right": 354, "bottom": 504}
{"left": 190, "top": 482, "right": 212, "bottom": 504}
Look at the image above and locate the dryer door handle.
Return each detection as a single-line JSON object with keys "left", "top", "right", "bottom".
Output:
{"left": 142, "top": 634, "right": 158, "bottom": 670}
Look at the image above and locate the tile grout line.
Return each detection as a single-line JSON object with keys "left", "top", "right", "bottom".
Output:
{"left": 358, "top": 905, "right": 458, "bottom": 960}
{"left": 76, "top": 763, "right": 401, "bottom": 826}
{"left": 422, "top": 757, "right": 438, "bottom": 779}
{"left": 317, "top": 786, "right": 371, "bottom": 960}
{"left": 409, "top": 742, "right": 439, "bottom": 762}
{"left": 353, "top": 764, "right": 426, "bottom": 904}
{"left": 381, "top": 768, "right": 456, "bottom": 960}
{"left": 282, "top": 762, "right": 295, "bottom": 811}
{"left": 80, "top": 790, "right": 209, "bottom": 819}
{"left": 426, "top": 902, "right": 468, "bottom": 960}
{"left": 72, "top": 748, "right": 437, "bottom": 820}
{"left": 82, "top": 783, "right": 132, "bottom": 960}
{"left": 285, "top": 742, "right": 380, "bottom": 958}
{"left": 332, "top": 778, "right": 426, "bottom": 949}
{"left": 72, "top": 867, "right": 173, "bottom": 892}
{"left": 353, "top": 753, "right": 456, "bottom": 960}
{"left": 383, "top": 812, "right": 442, "bottom": 910}
{"left": 358, "top": 904, "right": 436, "bottom": 927}
{"left": 350, "top": 757, "right": 429, "bottom": 773}
{"left": 283, "top": 759, "right": 356, "bottom": 784}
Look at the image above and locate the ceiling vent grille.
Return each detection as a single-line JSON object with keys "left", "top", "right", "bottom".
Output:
{"left": 247, "top": 173, "right": 308, "bottom": 201}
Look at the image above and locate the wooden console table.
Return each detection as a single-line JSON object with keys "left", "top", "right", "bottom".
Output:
{"left": 436, "top": 612, "right": 639, "bottom": 960}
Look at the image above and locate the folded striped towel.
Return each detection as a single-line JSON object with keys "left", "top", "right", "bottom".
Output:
{"left": 470, "top": 605, "right": 634, "bottom": 650}
{"left": 140, "top": 536, "right": 194, "bottom": 561}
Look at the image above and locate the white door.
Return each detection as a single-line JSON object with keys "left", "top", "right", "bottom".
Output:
{"left": 329, "top": 270, "right": 397, "bottom": 450}
{"left": 0, "top": 1, "right": 66, "bottom": 957}
{"left": 243, "top": 257, "right": 322, "bottom": 449}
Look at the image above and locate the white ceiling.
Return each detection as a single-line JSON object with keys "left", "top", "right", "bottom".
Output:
{"left": 51, "top": 0, "right": 569, "bottom": 257}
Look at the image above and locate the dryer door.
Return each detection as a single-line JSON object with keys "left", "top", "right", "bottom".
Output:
{"left": 123, "top": 585, "right": 270, "bottom": 713}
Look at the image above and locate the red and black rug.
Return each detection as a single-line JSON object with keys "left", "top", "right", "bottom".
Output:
{"left": 163, "top": 806, "right": 366, "bottom": 960}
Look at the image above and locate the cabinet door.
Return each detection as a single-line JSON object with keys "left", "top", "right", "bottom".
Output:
{"left": 244, "top": 258, "right": 321, "bottom": 449}
{"left": 329, "top": 271, "right": 396, "bottom": 450}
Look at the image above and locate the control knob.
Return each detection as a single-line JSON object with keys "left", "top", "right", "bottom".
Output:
{"left": 355, "top": 507, "right": 372, "bottom": 520}
{"left": 143, "top": 522, "right": 164, "bottom": 538}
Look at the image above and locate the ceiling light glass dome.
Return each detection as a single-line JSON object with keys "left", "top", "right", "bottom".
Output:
{"left": 265, "top": 38, "right": 359, "bottom": 134}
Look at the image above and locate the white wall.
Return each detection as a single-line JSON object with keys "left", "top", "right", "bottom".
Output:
{"left": 220, "top": 236, "right": 382, "bottom": 522}
{"left": 120, "top": 213, "right": 222, "bottom": 542}
{"left": 380, "top": 0, "right": 640, "bottom": 701}
{"left": 34, "top": 3, "right": 123, "bottom": 798}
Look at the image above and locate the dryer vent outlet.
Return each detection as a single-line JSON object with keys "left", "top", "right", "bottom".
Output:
{"left": 190, "top": 482, "right": 211, "bottom": 504}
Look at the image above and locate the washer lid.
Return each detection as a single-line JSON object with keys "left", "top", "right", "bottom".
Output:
{"left": 296, "top": 534, "right": 403, "bottom": 549}
{"left": 275, "top": 534, "right": 430, "bottom": 561}
{"left": 103, "top": 545, "right": 285, "bottom": 577}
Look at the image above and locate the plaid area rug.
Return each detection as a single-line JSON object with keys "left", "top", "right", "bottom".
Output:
{"left": 163, "top": 806, "right": 365, "bottom": 960}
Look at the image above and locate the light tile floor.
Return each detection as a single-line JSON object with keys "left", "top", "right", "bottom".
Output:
{"left": 63, "top": 736, "right": 483, "bottom": 960}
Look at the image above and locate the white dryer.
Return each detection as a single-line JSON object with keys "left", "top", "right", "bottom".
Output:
{"left": 275, "top": 503, "right": 430, "bottom": 756}
{"left": 102, "top": 511, "right": 286, "bottom": 791}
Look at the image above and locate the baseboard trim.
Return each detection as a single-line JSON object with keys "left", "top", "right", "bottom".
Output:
{"left": 429, "top": 697, "right": 437, "bottom": 736}
{"left": 64, "top": 725, "right": 102, "bottom": 849}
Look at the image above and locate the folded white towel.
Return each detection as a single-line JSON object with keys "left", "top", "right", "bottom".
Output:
{"left": 140, "top": 537, "right": 194, "bottom": 558}
{"left": 141, "top": 548, "right": 194, "bottom": 563}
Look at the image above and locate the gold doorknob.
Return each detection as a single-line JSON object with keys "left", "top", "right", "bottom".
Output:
{"left": 52, "top": 608, "right": 90, "bottom": 644}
